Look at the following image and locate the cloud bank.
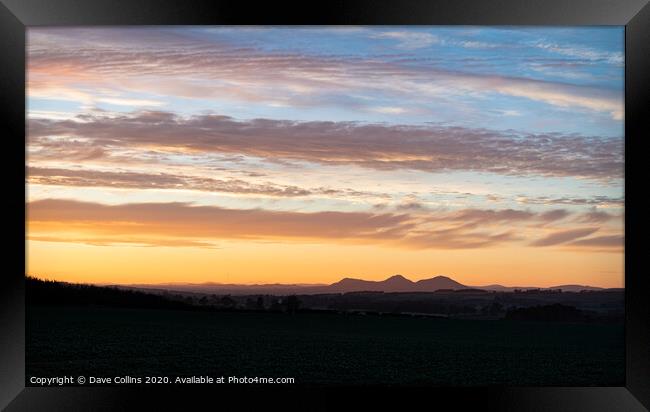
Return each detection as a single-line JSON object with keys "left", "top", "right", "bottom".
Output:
{"left": 29, "top": 111, "right": 623, "bottom": 181}
{"left": 27, "top": 199, "right": 622, "bottom": 251}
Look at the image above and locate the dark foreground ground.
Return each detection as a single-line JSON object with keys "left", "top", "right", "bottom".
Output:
{"left": 26, "top": 305, "right": 624, "bottom": 386}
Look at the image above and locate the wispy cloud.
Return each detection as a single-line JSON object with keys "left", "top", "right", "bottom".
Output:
{"left": 28, "top": 81, "right": 165, "bottom": 108}
{"left": 26, "top": 166, "right": 382, "bottom": 199}
{"left": 539, "top": 209, "right": 571, "bottom": 222}
{"left": 516, "top": 195, "right": 623, "bottom": 208}
{"left": 371, "top": 31, "right": 499, "bottom": 50}
{"left": 371, "top": 31, "right": 442, "bottom": 49}
{"left": 530, "top": 227, "right": 600, "bottom": 247}
{"left": 568, "top": 235, "right": 623, "bottom": 248}
{"left": 576, "top": 209, "right": 619, "bottom": 223}
{"left": 534, "top": 42, "right": 624, "bottom": 65}
{"left": 28, "top": 235, "right": 219, "bottom": 248}
{"left": 367, "top": 106, "right": 407, "bottom": 115}
{"left": 402, "top": 229, "right": 521, "bottom": 250}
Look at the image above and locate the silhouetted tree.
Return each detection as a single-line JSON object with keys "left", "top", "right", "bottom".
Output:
{"left": 220, "top": 295, "right": 236, "bottom": 308}
{"left": 270, "top": 298, "right": 283, "bottom": 312}
{"left": 489, "top": 301, "right": 504, "bottom": 315}
{"left": 256, "top": 296, "right": 265, "bottom": 310}
{"left": 481, "top": 301, "right": 504, "bottom": 316}
{"left": 286, "top": 295, "right": 301, "bottom": 314}
{"left": 505, "top": 304, "right": 585, "bottom": 322}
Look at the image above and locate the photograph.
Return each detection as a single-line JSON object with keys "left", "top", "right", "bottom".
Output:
{"left": 24, "top": 26, "right": 627, "bottom": 387}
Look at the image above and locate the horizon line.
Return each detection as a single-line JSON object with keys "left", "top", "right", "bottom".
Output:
{"left": 24, "top": 273, "right": 623, "bottom": 290}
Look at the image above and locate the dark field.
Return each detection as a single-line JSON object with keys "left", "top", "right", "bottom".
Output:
{"left": 26, "top": 305, "right": 624, "bottom": 386}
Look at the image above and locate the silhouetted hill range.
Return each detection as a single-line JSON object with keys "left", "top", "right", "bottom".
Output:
{"left": 111, "top": 274, "right": 618, "bottom": 295}
{"left": 330, "top": 274, "right": 466, "bottom": 292}
{"left": 27, "top": 276, "right": 624, "bottom": 323}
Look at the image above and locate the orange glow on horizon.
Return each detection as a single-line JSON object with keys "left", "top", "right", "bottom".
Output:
{"left": 26, "top": 239, "right": 624, "bottom": 288}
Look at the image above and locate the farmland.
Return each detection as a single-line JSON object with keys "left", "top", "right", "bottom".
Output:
{"left": 26, "top": 305, "right": 624, "bottom": 386}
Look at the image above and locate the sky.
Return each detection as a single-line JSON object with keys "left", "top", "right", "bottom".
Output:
{"left": 26, "top": 26, "right": 624, "bottom": 287}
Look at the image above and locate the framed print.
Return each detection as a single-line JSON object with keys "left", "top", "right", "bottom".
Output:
{"left": 1, "top": 0, "right": 649, "bottom": 411}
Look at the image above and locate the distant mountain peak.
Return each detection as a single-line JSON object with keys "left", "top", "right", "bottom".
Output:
{"left": 338, "top": 277, "right": 359, "bottom": 282}
{"left": 330, "top": 277, "right": 362, "bottom": 287}
{"left": 384, "top": 274, "right": 413, "bottom": 283}
{"left": 415, "top": 276, "right": 467, "bottom": 290}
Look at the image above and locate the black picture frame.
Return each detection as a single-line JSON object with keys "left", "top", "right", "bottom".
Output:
{"left": 1, "top": 1, "right": 648, "bottom": 410}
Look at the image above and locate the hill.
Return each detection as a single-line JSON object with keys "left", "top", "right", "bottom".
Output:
{"left": 111, "top": 274, "right": 610, "bottom": 295}
{"left": 26, "top": 276, "right": 192, "bottom": 310}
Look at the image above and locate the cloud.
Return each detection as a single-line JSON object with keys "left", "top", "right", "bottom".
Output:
{"left": 386, "top": 203, "right": 575, "bottom": 227}
{"left": 371, "top": 31, "right": 501, "bottom": 50}
{"left": 27, "top": 80, "right": 165, "bottom": 108}
{"left": 368, "top": 106, "right": 407, "bottom": 114}
{"left": 486, "top": 76, "right": 623, "bottom": 120}
{"left": 539, "top": 209, "right": 570, "bottom": 222}
{"left": 28, "top": 235, "right": 219, "bottom": 248}
{"left": 371, "top": 31, "right": 442, "bottom": 49}
{"left": 515, "top": 195, "right": 623, "bottom": 208}
{"left": 576, "top": 209, "right": 618, "bottom": 223}
{"left": 27, "top": 199, "right": 415, "bottom": 245}
{"left": 402, "top": 229, "right": 521, "bottom": 250}
{"left": 458, "top": 40, "right": 499, "bottom": 49}
{"left": 530, "top": 227, "right": 599, "bottom": 247}
{"left": 568, "top": 235, "right": 623, "bottom": 248}
{"left": 28, "top": 111, "right": 624, "bottom": 181}
{"left": 534, "top": 42, "right": 624, "bottom": 66}
{"left": 26, "top": 166, "right": 392, "bottom": 201}
{"left": 27, "top": 28, "right": 624, "bottom": 119}
{"left": 28, "top": 140, "right": 108, "bottom": 162}
{"left": 446, "top": 208, "right": 536, "bottom": 223}
{"left": 27, "top": 166, "right": 313, "bottom": 197}
{"left": 499, "top": 110, "right": 522, "bottom": 117}
{"left": 28, "top": 199, "right": 603, "bottom": 251}
{"left": 96, "top": 97, "right": 164, "bottom": 107}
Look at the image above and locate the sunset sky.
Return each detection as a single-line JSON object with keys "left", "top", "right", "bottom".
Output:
{"left": 26, "top": 27, "right": 624, "bottom": 287}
